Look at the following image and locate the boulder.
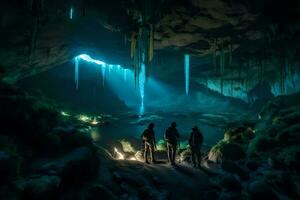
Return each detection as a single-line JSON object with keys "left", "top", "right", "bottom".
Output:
{"left": 219, "top": 175, "right": 242, "bottom": 192}
{"left": 245, "top": 160, "right": 259, "bottom": 171}
{"left": 277, "top": 146, "right": 300, "bottom": 170}
{"left": 84, "top": 184, "right": 118, "bottom": 200}
{"left": 40, "top": 147, "right": 98, "bottom": 186}
{"left": 218, "top": 191, "right": 242, "bottom": 200}
{"left": 221, "top": 160, "right": 249, "bottom": 180}
{"left": 15, "top": 175, "right": 60, "bottom": 200}
{"left": 248, "top": 180, "right": 279, "bottom": 200}
{"left": 0, "top": 150, "right": 21, "bottom": 183}
{"left": 208, "top": 141, "right": 246, "bottom": 163}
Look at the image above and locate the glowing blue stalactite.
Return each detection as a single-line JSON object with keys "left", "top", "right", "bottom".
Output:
{"left": 124, "top": 69, "right": 127, "bottom": 81}
{"left": 70, "top": 7, "right": 74, "bottom": 19}
{"left": 184, "top": 54, "right": 190, "bottom": 95}
{"left": 73, "top": 54, "right": 146, "bottom": 114}
{"left": 74, "top": 57, "right": 79, "bottom": 89}
{"left": 139, "top": 62, "right": 146, "bottom": 115}
{"left": 102, "top": 64, "right": 106, "bottom": 86}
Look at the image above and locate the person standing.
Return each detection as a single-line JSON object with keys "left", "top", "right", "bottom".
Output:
{"left": 165, "top": 122, "right": 180, "bottom": 165}
{"left": 141, "top": 123, "right": 156, "bottom": 164}
{"left": 188, "top": 126, "right": 203, "bottom": 168}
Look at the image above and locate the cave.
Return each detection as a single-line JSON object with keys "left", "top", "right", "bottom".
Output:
{"left": 0, "top": 0, "right": 300, "bottom": 199}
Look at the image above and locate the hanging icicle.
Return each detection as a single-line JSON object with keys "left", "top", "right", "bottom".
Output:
{"left": 102, "top": 64, "right": 105, "bottom": 87}
{"left": 124, "top": 69, "right": 127, "bottom": 81}
{"left": 184, "top": 54, "right": 190, "bottom": 95}
{"left": 220, "top": 40, "right": 225, "bottom": 94}
{"left": 229, "top": 43, "right": 232, "bottom": 66}
{"left": 70, "top": 6, "right": 74, "bottom": 19}
{"left": 74, "top": 57, "right": 79, "bottom": 89}
{"left": 212, "top": 39, "right": 217, "bottom": 72}
{"left": 149, "top": 24, "right": 154, "bottom": 62}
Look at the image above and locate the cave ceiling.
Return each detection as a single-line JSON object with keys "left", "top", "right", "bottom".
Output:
{"left": 0, "top": 0, "right": 300, "bottom": 86}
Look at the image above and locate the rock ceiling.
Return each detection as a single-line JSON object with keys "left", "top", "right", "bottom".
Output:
{"left": 0, "top": 0, "right": 299, "bottom": 93}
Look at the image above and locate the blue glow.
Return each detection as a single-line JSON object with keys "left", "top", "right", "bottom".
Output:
{"left": 184, "top": 54, "right": 190, "bottom": 95}
{"left": 74, "top": 57, "right": 79, "bottom": 89}
{"left": 74, "top": 54, "right": 147, "bottom": 113}
{"left": 139, "top": 63, "right": 146, "bottom": 115}
{"left": 124, "top": 69, "right": 127, "bottom": 81}
{"left": 70, "top": 7, "right": 73, "bottom": 19}
{"left": 102, "top": 64, "right": 106, "bottom": 86}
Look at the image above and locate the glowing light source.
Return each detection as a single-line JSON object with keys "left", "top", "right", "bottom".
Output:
{"left": 139, "top": 61, "right": 146, "bottom": 115}
{"left": 70, "top": 7, "right": 74, "bottom": 19}
{"left": 61, "top": 111, "right": 71, "bottom": 117}
{"left": 114, "top": 147, "right": 125, "bottom": 160}
{"left": 73, "top": 53, "right": 146, "bottom": 114}
{"left": 184, "top": 54, "right": 190, "bottom": 95}
{"left": 91, "top": 117, "right": 99, "bottom": 125}
{"left": 75, "top": 57, "right": 79, "bottom": 89}
{"left": 74, "top": 54, "right": 123, "bottom": 89}
{"left": 123, "top": 69, "right": 127, "bottom": 81}
{"left": 78, "top": 115, "right": 90, "bottom": 122}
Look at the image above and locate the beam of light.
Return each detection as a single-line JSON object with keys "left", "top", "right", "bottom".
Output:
{"left": 139, "top": 62, "right": 146, "bottom": 115}
{"left": 184, "top": 54, "right": 190, "bottom": 95}
{"left": 73, "top": 53, "right": 146, "bottom": 114}
{"left": 74, "top": 57, "right": 79, "bottom": 89}
{"left": 102, "top": 64, "right": 106, "bottom": 87}
{"left": 70, "top": 7, "right": 74, "bottom": 19}
{"left": 124, "top": 69, "right": 127, "bottom": 81}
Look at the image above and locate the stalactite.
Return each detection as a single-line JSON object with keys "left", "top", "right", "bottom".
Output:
{"left": 149, "top": 24, "right": 154, "bottom": 62}
{"left": 74, "top": 57, "right": 79, "bottom": 89}
{"left": 184, "top": 54, "right": 190, "bottom": 95}
{"left": 246, "top": 61, "right": 250, "bottom": 91}
{"left": 280, "top": 57, "right": 288, "bottom": 94}
{"left": 220, "top": 40, "right": 225, "bottom": 94}
{"left": 212, "top": 39, "right": 217, "bottom": 72}
{"left": 229, "top": 43, "right": 232, "bottom": 66}
{"left": 130, "top": 33, "right": 137, "bottom": 59}
{"left": 29, "top": 0, "right": 43, "bottom": 60}
{"left": 102, "top": 65, "right": 105, "bottom": 87}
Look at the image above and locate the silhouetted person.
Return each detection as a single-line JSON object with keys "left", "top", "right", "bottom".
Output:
{"left": 165, "top": 122, "right": 180, "bottom": 165}
{"left": 141, "top": 123, "right": 156, "bottom": 164}
{"left": 189, "top": 126, "right": 203, "bottom": 168}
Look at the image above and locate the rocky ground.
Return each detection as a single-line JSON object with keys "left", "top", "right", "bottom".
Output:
{"left": 0, "top": 81, "right": 299, "bottom": 200}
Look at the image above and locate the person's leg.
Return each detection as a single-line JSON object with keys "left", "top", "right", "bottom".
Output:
{"left": 144, "top": 143, "right": 149, "bottom": 163}
{"left": 197, "top": 147, "right": 202, "bottom": 167}
{"left": 191, "top": 147, "right": 196, "bottom": 167}
{"left": 167, "top": 143, "right": 172, "bottom": 163}
{"left": 172, "top": 144, "right": 177, "bottom": 164}
{"left": 150, "top": 144, "right": 154, "bottom": 163}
